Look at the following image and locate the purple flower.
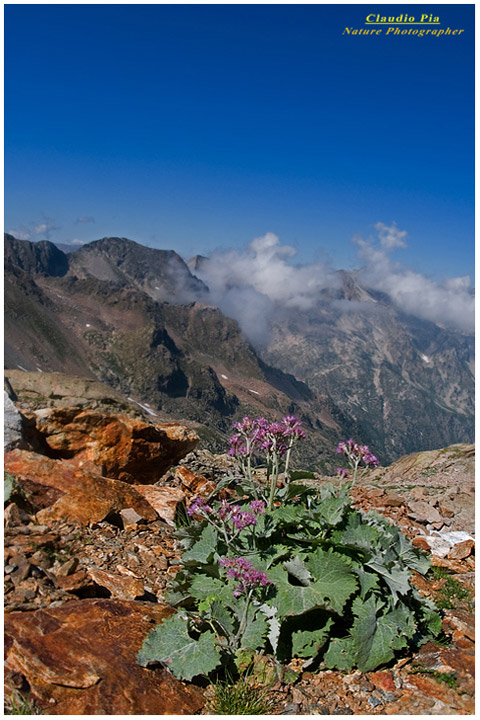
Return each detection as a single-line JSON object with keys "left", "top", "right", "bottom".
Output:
{"left": 336, "top": 467, "right": 349, "bottom": 478}
{"left": 219, "top": 557, "right": 272, "bottom": 597}
{"left": 250, "top": 500, "right": 266, "bottom": 514}
{"left": 187, "top": 497, "right": 212, "bottom": 517}
{"left": 336, "top": 439, "right": 380, "bottom": 469}
{"left": 231, "top": 512, "right": 257, "bottom": 531}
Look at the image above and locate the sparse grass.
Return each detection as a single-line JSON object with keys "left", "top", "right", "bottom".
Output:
{"left": 5, "top": 690, "right": 42, "bottom": 715}
{"left": 420, "top": 467, "right": 439, "bottom": 477}
{"left": 436, "top": 578, "right": 473, "bottom": 611}
{"left": 411, "top": 663, "right": 457, "bottom": 690}
{"left": 430, "top": 566, "right": 450, "bottom": 580}
{"left": 205, "top": 674, "right": 277, "bottom": 715}
{"left": 428, "top": 566, "right": 473, "bottom": 611}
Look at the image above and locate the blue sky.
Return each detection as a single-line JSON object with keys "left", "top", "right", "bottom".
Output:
{"left": 5, "top": 4, "right": 474, "bottom": 280}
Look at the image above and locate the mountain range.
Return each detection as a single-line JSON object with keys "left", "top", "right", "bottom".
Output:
{"left": 4, "top": 233, "right": 474, "bottom": 468}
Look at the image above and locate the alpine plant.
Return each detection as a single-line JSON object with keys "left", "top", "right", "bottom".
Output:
{"left": 138, "top": 423, "right": 441, "bottom": 683}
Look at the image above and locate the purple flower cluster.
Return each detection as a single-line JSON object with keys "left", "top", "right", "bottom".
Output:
{"left": 186, "top": 497, "right": 213, "bottom": 517}
{"left": 228, "top": 415, "right": 306, "bottom": 458}
{"left": 218, "top": 499, "right": 265, "bottom": 531}
{"left": 336, "top": 439, "right": 379, "bottom": 468}
{"left": 336, "top": 467, "right": 349, "bottom": 479}
{"left": 219, "top": 557, "right": 272, "bottom": 597}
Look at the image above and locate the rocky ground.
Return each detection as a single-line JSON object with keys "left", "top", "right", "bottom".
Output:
{"left": 4, "top": 376, "right": 475, "bottom": 715}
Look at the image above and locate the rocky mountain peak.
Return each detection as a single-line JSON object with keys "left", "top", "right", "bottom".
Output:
{"left": 4, "top": 233, "right": 69, "bottom": 277}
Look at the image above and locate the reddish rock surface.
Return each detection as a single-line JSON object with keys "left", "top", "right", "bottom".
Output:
{"left": 30, "top": 407, "right": 199, "bottom": 483}
{"left": 134, "top": 484, "right": 186, "bottom": 526}
{"left": 4, "top": 450, "right": 158, "bottom": 525}
{"left": 4, "top": 599, "right": 204, "bottom": 715}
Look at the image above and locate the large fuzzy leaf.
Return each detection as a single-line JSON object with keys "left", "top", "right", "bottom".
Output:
{"left": 351, "top": 596, "right": 416, "bottom": 672}
{"left": 283, "top": 556, "right": 311, "bottom": 585}
{"left": 181, "top": 523, "right": 218, "bottom": 564}
{"left": 291, "top": 618, "right": 334, "bottom": 658}
{"left": 269, "top": 550, "right": 357, "bottom": 618}
{"left": 137, "top": 614, "right": 221, "bottom": 680}
{"left": 306, "top": 548, "right": 358, "bottom": 613}
{"left": 396, "top": 532, "right": 431, "bottom": 575}
{"left": 324, "top": 636, "right": 356, "bottom": 671}
{"left": 240, "top": 616, "right": 268, "bottom": 651}
{"left": 366, "top": 559, "right": 412, "bottom": 603}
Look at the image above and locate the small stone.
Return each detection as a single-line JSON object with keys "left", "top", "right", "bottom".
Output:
{"left": 370, "top": 670, "right": 396, "bottom": 693}
{"left": 4, "top": 503, "right": 31, "bottom": 528}
{"left": 412, "top": 536, "right": 430, "bottom": 551}
{"left": 367, "top": 696, "right": 383, "bottom": 708}
{"left": 448, "top": 539, "right": 474, "bottom": 560}
{"left": 56, "top": 557, "right": 79, "bottom": 577}
{"left": 119, "top": 507, "right": 144, "bottom": 529}
{"left": 87, "top": 567, "right": 144, "bottom": 600}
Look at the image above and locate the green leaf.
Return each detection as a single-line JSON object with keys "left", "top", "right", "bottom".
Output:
{"left": 350, "top": 596, "right": 416, "bottom": 672}
{"left": 210, "top": 601, "right": 235, "bottom": 636}
{"left": 367, "top": 559, "right": 412, "bottom": 602}
{"left": 269, "top": 551, "right": 357, "bottom": 618}
{"left": 189, "top": 574, "right": 234, "bottom": 607}
{"left": 137, "top": 613, "right": 222, "bottom": 680}
{"left": 4, "top": 472, "right": 17, "bottom": 503}
{"left": 306, "top": 548, "right": 358, "bottom": 613}
{"left": 396, "top": 532, "right": 431, "bottom": 575}
{"left": 324, "top": 636, "right": 356, "bottom": 671}
{"left": 283, "top": 556, "right": 311, "bottom": 585}
{"left": 181, "top": 523, "right": 218, "bottom": 564}
{"left": 354, "top": 567, "right": 379, "bottom": 598}
{"left": 240, "top": 616, "right": 267, "bottom": 651}
{"left": 316, "top": 495, "right": 350, "bottom": 526}
{"left": 291, "top": 618, "right": 334, "bottom": 658}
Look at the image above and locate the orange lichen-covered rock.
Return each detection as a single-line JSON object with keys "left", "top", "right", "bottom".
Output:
{"left": 4, "top": 599, "right": 204, "bottom": 715}
{"left": 4, "top": 450, "right": 158, "bottom": 525}
{"left": 31, "top": 407, "right": 198, "bottom": 483}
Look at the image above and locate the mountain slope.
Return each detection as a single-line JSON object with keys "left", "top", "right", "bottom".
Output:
{"left": 5, "top": 236, "right": 356, "bottom": 468}
{"left": 68, "top": 236, "right": 208, "bottom": 304}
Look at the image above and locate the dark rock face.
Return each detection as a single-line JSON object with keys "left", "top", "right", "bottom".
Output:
{"left": 68, "top": 236, "right": 208, "bottom": 303}
{"left": 4, "top": 234, "right": 68, "bottom": 277}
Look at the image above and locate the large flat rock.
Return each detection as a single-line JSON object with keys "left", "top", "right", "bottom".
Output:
{"left": 4, "top": 598, "right": 204, "bottom": 714}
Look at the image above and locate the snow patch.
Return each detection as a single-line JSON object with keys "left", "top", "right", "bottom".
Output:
{"left": 127, "top": 397, "right": 158, "bottom": 417}
{"left": 221, "top": 374, "right": 228, "bottom": 379}
{"left": 16, "top": 365, "right": 28, "bottom": 372}
{"left": 85, "top": 323, "right": 91, "bottom": 328}
{"left": 421, "top": 354, "right": 431, "bottom": 363}
{"left": 36, "top": 367, "right": 43, "bottom": 373}
{"left": 249, "top": 389, "right": 260, "bottom": 395}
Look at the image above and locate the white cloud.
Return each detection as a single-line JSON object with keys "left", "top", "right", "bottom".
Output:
{"left": 374, "top": 221, "right": 407, "bottom": 249}
{"left": 70, "top": 238, "right": 87, "bottom": 245}
{"left": 355, "top": 224, "right": 474, "bottom": 333}
{"left": 8, "top": 227, "right": 31, "bottom": 240}
{"left": 192, "top": 232, "right": 339, "bottom": 343}
{"left": 33, "top": 216, "right": 59, "bottom": 239}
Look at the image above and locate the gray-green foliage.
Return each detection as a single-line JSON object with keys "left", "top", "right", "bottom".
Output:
{"left": 4, "top": 472, "right": 18, "bottom": 503}
{"left": 138, "top": 481, "right": 440, "bottom": 680}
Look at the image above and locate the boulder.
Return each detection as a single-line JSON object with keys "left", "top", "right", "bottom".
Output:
{"left": 4, "top": 392, "right": 28, "bottom": 452}
{"left": 30, "top": 407, "right": 198, "bottom": 483}
{"left": 4, "top": 450, "right": 158, "bottom": 526}
{"left": 4, "top": 599, "right": 204, "bottom": 714}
